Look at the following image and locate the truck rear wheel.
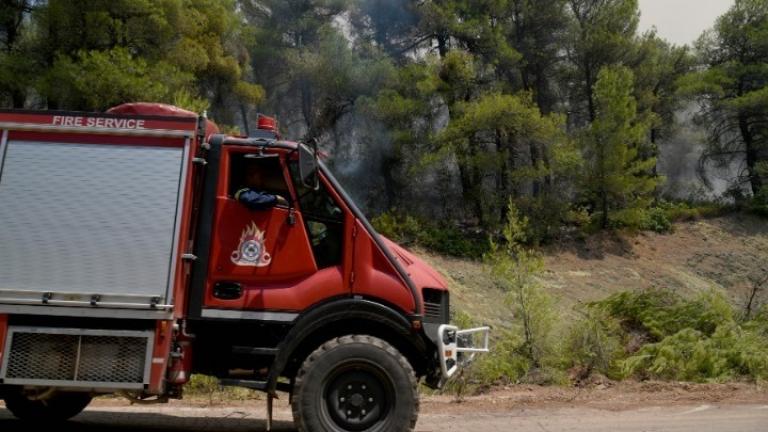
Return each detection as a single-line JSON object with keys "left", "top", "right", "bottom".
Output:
{"left": 3, "top": 388, "right": 92, "bottom": 422}
{"left": 291, "top": 335, "right": 419, "bottom": 432}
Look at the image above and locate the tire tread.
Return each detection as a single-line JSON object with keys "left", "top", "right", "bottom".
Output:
{"left": 291, "top": 334, "right": 419, "bottom": 432}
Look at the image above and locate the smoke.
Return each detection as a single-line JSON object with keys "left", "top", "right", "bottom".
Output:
{"left": 658, "top": 106, "right": 743, "bottom": 201}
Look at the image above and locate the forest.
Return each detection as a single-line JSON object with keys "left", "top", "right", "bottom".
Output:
{"left": 0, "top": 0, "right": 766, "bottom": 248}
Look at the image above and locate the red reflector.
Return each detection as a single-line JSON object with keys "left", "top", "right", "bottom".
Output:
{"left": 257, "top": 115, "right": 277, "bottom": 131}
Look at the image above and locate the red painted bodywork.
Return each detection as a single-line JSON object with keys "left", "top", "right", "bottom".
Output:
{"left": 0, "top": 103, "right": 451, "bottom": 395}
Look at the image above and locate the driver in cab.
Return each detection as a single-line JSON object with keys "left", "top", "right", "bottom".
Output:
{"left": 235, "top": 164, "right": 289, "bottom": 211}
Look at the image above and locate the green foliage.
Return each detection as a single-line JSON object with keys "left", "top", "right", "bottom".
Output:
{"left": 439, "top": 91, "right": 580, "bottom": 229}
{"left": 590, "top": 200, "right": 731, "bottom": 234}
{"left": 566, "top": 0, "right": 640, "bottom": 123}
{"left": 657, "top": 200, "right": 733, "bottom": 222}
{"left": 485, "top": 202, "right": 560, "bottom": 372}
{"left": 0, "top": 0, "right": 725, "bottom": 242}
{"left": 370, "top": 212, "right": 423, "bottom": 245}
{"left": 455, "top": 286, "right": 768, "bottom": 390}
{"left": 752, "top": 162, "right": 768, "bottom": 216}
{"left": 641, "top": 207, "right": 673, "bottom": 233}
{"left": 587, "top": 288, "right": 768, "bottom": 383}
{"left": 593, "top": 289, "right": 733, "bottom": 341}
{"left": 622, "top": 324, "right": 768, "bottom": 382}
{"left": 371, "top": 211, "right": 489, "bottom": 258}
{"left": 679, "top": 0, "right": 768, "bottom": 197}
{"left": 469, "top": 329, "right": 534, "bottom": 385}
{"left": 753, "top": 190, "right": 768, "bottom": 217}
{"left": 632, "top": 32, "right": 693, "bottom": 143}
{"left": 184, "top": 375, "right": 261, "bottom": 404}
{"left": 4, "top": 0, "right": 261, "bottom": 123}
{"left": 566, "top": 307, "right": 625, "bottom": 378}
{"left": 44, "top": 48, "right": 197, "bottom": 111}
{"left": 580, "top": 65, "right": 662, "bottom": 229}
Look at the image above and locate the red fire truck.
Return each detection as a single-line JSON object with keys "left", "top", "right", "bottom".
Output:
{"left": 0, "top": 103, "right": 488, "bottom": 431}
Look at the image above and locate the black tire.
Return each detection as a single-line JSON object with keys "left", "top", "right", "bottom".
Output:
{"left": 3, "top": 388, "right": 92, "bottom": 422}
{"left": 291, "top": 335, "right": 419, "bottom": 432}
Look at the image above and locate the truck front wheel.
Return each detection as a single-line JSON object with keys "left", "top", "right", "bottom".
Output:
{"left": 3, "top": 387, "right": 92, "bottom": 422}
{"left": 291, "top": 335, "right": 419, "bottom": 432}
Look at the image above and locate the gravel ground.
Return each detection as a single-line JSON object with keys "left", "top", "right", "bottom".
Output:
{"left": 1, "top": 382, "right": 766, "bottom": 431}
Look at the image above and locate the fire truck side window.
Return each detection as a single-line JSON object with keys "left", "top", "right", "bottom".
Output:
{"left": 289, "top": 162, "right": 344, "bottom": 269}
{"left": 228, "top": 154, "right": 290, "bottom": 202}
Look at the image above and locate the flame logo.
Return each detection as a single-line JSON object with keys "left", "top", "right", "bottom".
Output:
{"left": 231, "top": 222, "right": 272, "bottom": 267}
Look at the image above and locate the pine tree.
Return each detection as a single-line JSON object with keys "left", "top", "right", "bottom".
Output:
{"left": 581, "top": 65, "right": 661, "bottom": 228}
{"left": 680, "top": 0, "right": 768, "bottom": 196}
{"left": 566, "top": 0, "right": 640, "bottom": 126}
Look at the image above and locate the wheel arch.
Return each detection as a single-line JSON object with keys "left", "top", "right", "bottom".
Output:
{"left": 267, "top": 298, "right": 433, "bottom": 394}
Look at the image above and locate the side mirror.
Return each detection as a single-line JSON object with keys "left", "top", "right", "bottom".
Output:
{"left": 298, "top": 139, "right": 320, "bottom": 190}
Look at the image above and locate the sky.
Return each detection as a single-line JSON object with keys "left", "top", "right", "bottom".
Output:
{"left": 638, "top": 0, "right": 734, "bottom": 46}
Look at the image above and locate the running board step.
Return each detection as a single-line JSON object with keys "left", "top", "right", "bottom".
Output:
{"left": 219, "top": 379, "right": 268, "bottom": 390}
{"left": 219, "top": 378, "right": 292, "bottom": 393}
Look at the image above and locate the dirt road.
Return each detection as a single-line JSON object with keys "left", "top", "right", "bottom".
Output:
{"left": 2, "top": 402, "right": 768, "bottom": 432}
{"left": 1, "top": 382, "right": 767, "bottom": 431}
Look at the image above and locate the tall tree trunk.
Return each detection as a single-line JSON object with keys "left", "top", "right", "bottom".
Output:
{"left": 381, "top": 154, "right": 400, "bottom": 209}
{"left": 739, "top": 113, "right": 763, "bottom": 194}
{"left": 585, "top": 63, "right": 596, "bottom": 122}
{"left": 11, "top": 89, "right": 24, "bottom": 108}
{"left": 529, "top": 140, "right": 541, "bottom": 197}
{"left": 436, "top": 33, "right": 448, "bottom": 58}
{"left": 471, "top": 162, "right": 484, "bottom": 225}
{"left": 496, "top": 129, "right": 508, "bottom": 219}
{"left": 601, "top": 190, "right": 608, "bottom": 228}
{"left": 650, "top": 128, "right": 658, "bottom": 176}
{"left": 239, "top": 103, "right": 251, "bottom": 136}
{"left": 457, "top": 157, "right": 482, "bottom": 223}
{"left": 300, "top": 78, "right": 313, "bottom": 133}
{"left": 2, "top": 0, "right": 28, "bottom": 107}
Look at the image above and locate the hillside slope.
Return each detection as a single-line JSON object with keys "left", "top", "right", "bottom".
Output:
{"left": 419, "top": 214, "right": 768, "bottom": 328}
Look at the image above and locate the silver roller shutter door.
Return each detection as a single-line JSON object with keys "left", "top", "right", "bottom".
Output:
{"left": 0, "top": 140, "right": 184, "bottom": 303}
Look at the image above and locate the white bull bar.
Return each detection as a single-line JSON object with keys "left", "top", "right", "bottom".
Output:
{"left": 437, "top": 324, "right": 491, "bottom": 379}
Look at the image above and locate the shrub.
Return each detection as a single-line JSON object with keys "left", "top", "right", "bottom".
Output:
{"left": 594, "top": 289, "right": 768, "bottom": 383}
{"left": 642, "top": 207, "right": 673, "bottom": 233}
{"left": 593, "top": 289, "right": 733, "bottom": 341}
{"left": 751, "top": 162, "right": 768, "bottom": 217}
{"left": 371, "top": 211, "right": 489, "bottom": 258}
{"left": 483, "top": 201, "right": 564, "bottom": 382}
{"left": 657, "top": 200, "right": 732, "bottom": 222}
{"left": 470, "top": 329, "right": 531, "bottom": 385}
{"left": 419, "top": 224, "right": 489, "bottom": 258}
{"left": 566, "top": 308, "right": 625, "bottom": 379}
{"left": 184, "top": 375, "right": 261, "bottom": 404}
{"left": 592, "top": 201, "right": 732, "bottom": 234}
{"left": 751, "top": 189, "right": 768, "bottom": 217}
{"left": 370, "top": 211, "right": 422, "bottom": 245}
{"left": 607, "top": 207, "right": 648, "bottom": 231}
{"left": 622, "top": 324, "right": 768, "bottom": 382}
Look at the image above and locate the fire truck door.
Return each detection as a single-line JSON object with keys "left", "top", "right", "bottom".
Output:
{"left": 202, "top": 151, "right": 345, "bottom": 318}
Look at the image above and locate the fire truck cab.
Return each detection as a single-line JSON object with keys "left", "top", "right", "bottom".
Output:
{"left": 0, "top": 103, "right": 488, "bottom": 431}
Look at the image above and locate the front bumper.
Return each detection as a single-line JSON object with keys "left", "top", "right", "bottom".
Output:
{"left": 436, "top": 324, "right": 490, "bottom": 379}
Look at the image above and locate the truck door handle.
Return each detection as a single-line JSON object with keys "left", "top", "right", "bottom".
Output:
{"left": 213, "top": 282, "right": 243, "bottom": 300}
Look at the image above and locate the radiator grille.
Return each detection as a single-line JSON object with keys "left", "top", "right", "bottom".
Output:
{"left": 424, "top": 303, "right": 443, "bottom": 319}
{"left": 1, "top": 327, "right": 152, "bottom": 389}
{"left": 422, "top": 288, "right": 449, "bottom": 323}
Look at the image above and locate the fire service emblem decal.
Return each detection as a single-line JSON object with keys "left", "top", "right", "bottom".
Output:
{"left": 231, "top": 222, "right": 272, "bottom": 267}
